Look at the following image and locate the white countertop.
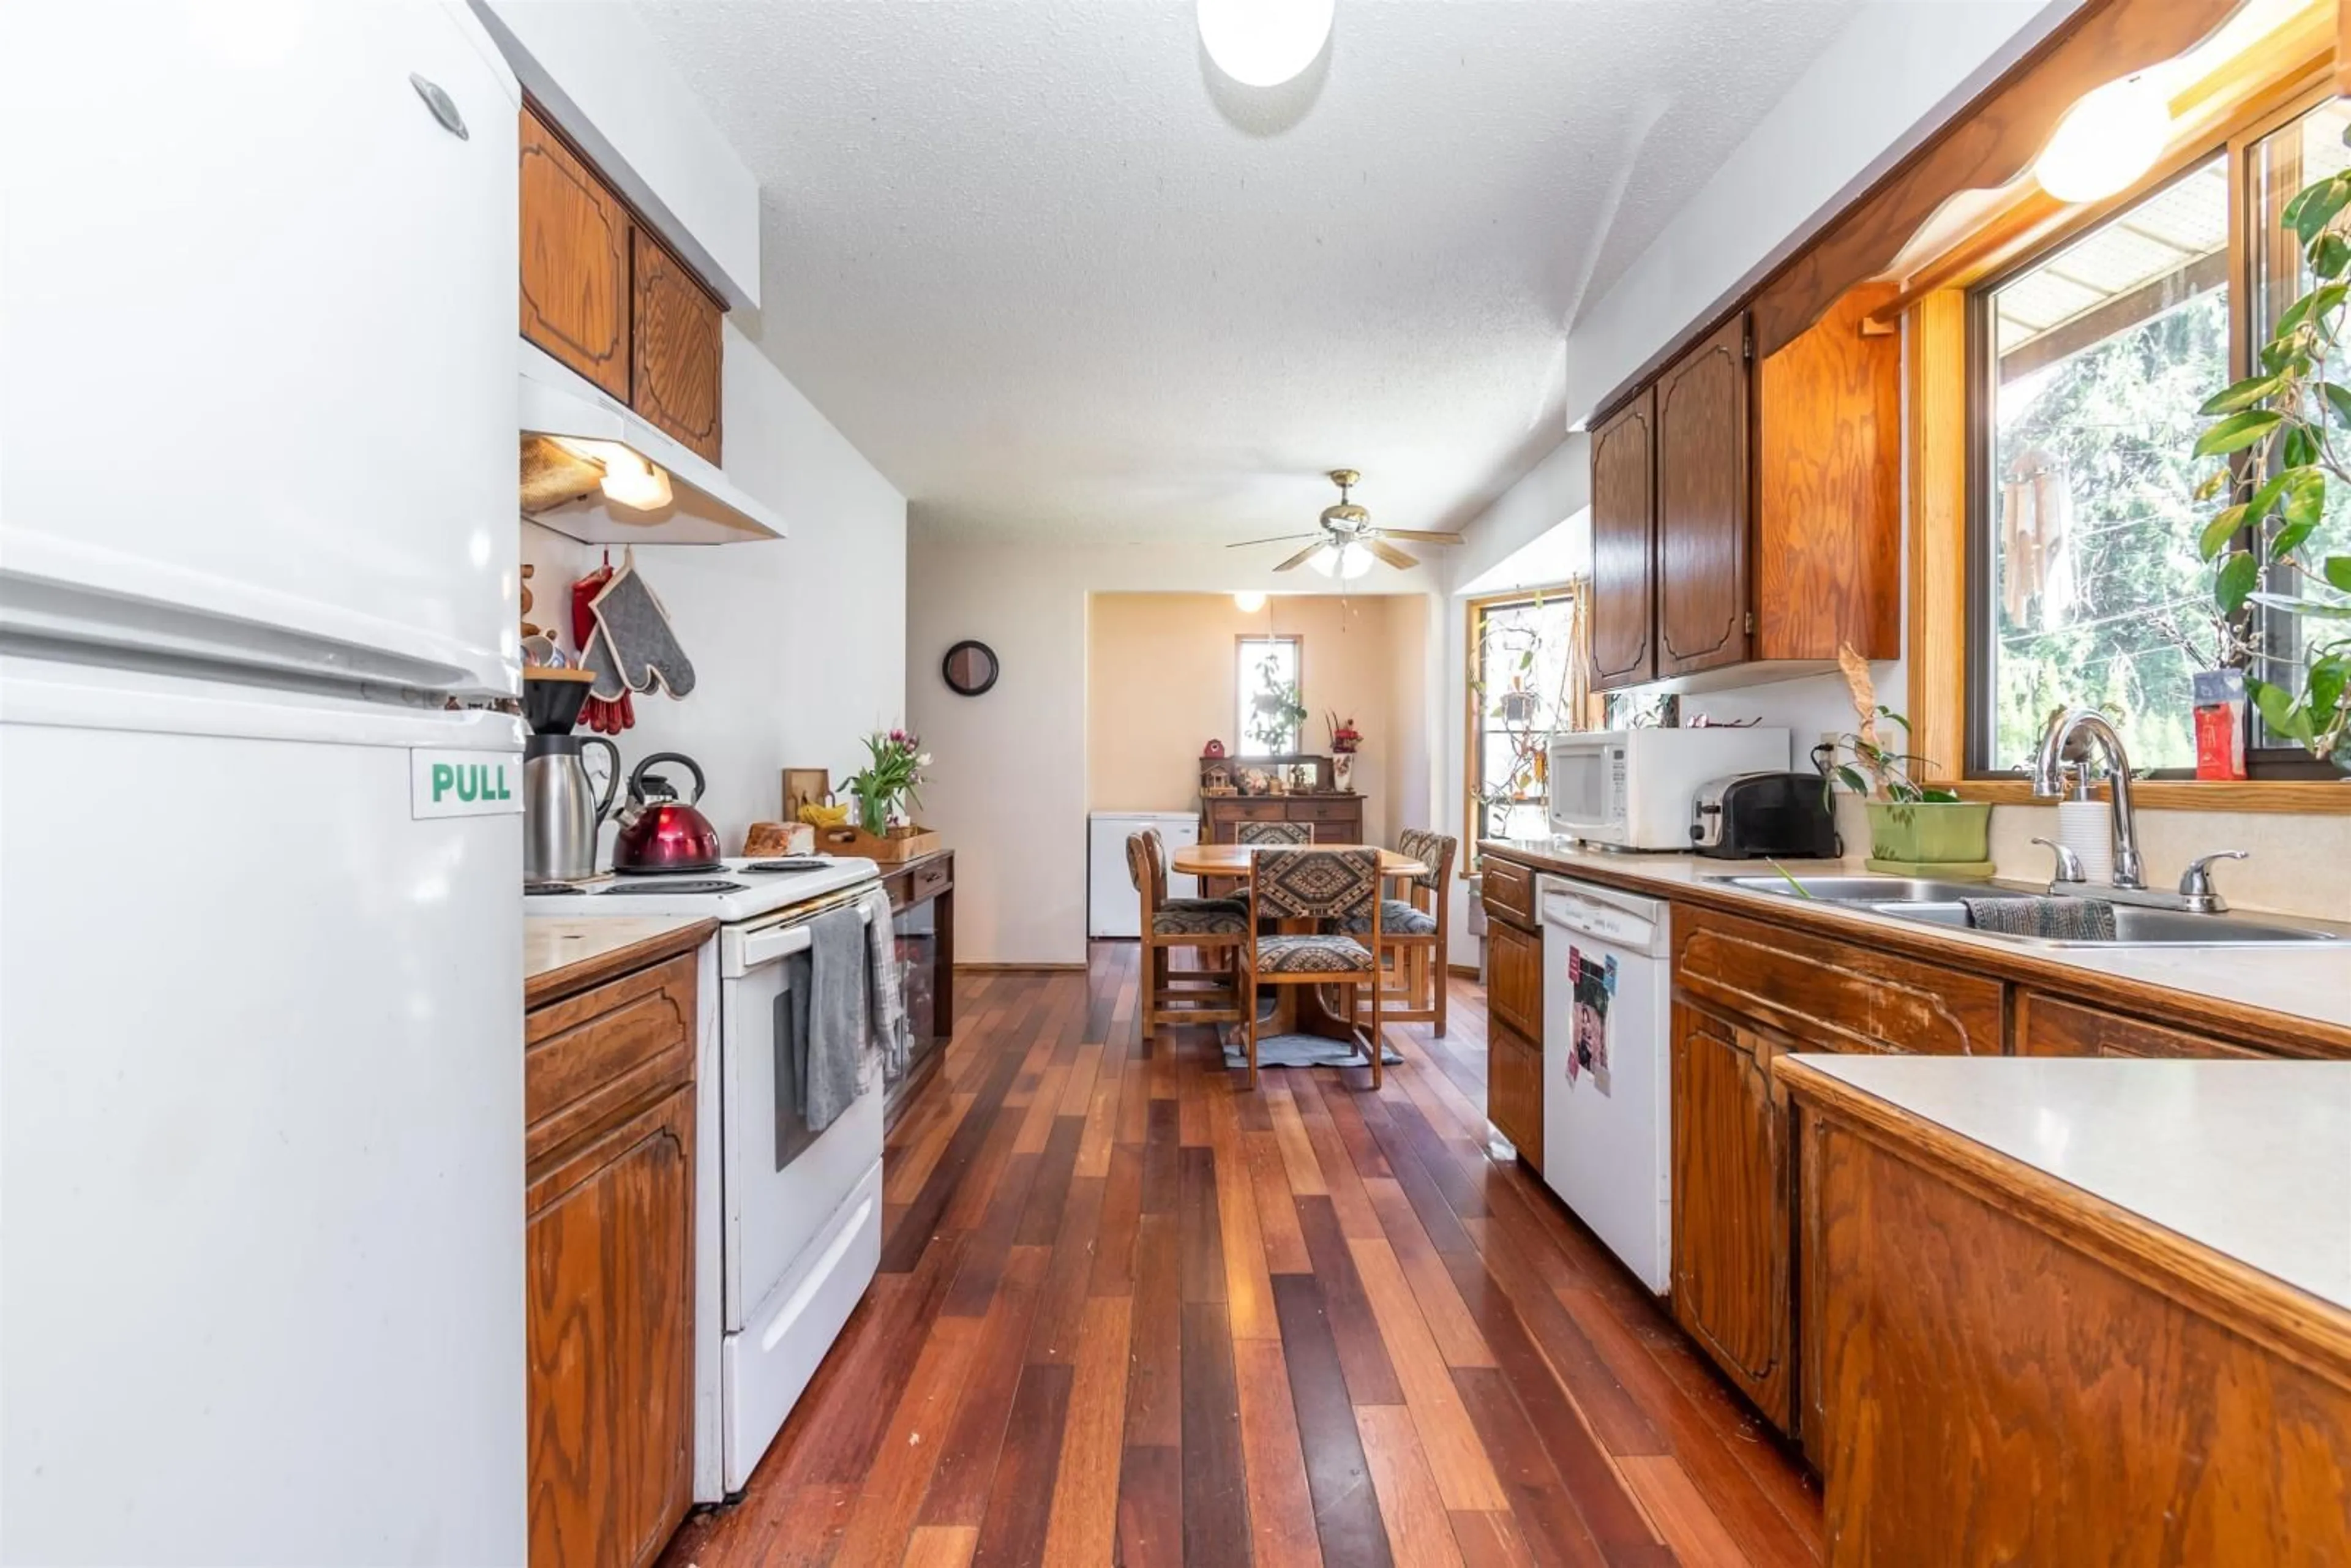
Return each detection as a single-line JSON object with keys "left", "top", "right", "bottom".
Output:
{"left": 1794, "top": 1054, "right": 2351, "bottom": 1313}
{"left": 1485, "top": 840, "right": 2351, "bottom": 1041}
{"left": 525, "top": 915, "right": 711, "bottom": 986}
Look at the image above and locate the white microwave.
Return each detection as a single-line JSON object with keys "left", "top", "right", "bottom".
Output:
{"left": 1547, "top": 727, "right": 1791, "bottom": 850}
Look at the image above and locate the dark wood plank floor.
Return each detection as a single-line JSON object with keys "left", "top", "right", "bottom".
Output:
{"left": 663, "top": 943, "right": 1820, "bottom": 1567}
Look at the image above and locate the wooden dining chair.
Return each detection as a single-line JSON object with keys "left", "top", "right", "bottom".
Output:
{"left": 1234, "top": 820, "right": 1312, "bottom": 846}
{"left": 1343, "top": 827, "right": 1457, "bottom": 1035}
{"left": 1128, "top": 829, "right": 1249, "bottom": 1037}
{"left": 1241, "top": 846, "right": 1384, "bottom": 1090}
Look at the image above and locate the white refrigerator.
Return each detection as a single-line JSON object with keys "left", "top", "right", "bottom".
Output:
{"left": 1, "top": 6, "right": 528, "bottom": 1563}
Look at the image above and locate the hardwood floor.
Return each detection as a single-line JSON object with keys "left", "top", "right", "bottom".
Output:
{"left": 662, "top": 943, "right": 1820, "bottom": 1567}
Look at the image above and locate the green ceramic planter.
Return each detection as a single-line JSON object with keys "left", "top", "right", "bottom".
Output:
{"left": 1863, "top": 800, "right": 1992, "bottom": 865}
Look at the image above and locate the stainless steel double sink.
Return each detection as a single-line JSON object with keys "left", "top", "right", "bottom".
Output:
{"left": 1702, "top": 874, "right": 2341, "bottom": 948}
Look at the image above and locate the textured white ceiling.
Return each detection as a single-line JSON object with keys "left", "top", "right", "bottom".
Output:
{"left": 636, "top": 0, "right": 1863, "bottom": 544}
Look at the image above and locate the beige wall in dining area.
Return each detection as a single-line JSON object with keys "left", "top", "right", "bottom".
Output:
{"left": 1087, "top": 592, "right": 1420, "bottom": 847}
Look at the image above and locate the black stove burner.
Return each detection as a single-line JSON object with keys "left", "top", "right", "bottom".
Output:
{"left": 743, "top": 858, "right": 832, "bottom": 872}
{"left": 524, "top": 881, "right": 587, "bottom": 895}
{"left": 597, "top": 879, "right": 748, "bottom": 896}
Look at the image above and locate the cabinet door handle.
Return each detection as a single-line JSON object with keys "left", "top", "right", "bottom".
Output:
{"left": 410, "top": 72, "right": 468, "bottom": 140}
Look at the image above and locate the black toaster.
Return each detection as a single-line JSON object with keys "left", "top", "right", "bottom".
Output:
{"left": 1689, "top": 771, "right": 1839, "bottom": 859}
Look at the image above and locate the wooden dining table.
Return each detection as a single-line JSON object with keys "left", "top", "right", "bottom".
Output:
{"left": 1167, "top": 841, "right": 1427, "bottom": 1049}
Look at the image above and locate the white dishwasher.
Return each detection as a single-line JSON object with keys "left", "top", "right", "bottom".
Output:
{"left": 1536, "top": 872, "right": 1674, "bottom": 1294}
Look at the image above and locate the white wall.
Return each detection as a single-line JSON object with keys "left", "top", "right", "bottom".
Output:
{"left": 1561, "top": 0, "right": 2079, "bottom": 421}
{"left": 525, "top": 319, "right": 906, "bottom": 852}
{"left": 909, "top": 535, "right": 1440, "bottom": 964}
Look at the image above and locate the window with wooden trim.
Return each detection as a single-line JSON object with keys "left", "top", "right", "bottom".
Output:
{"left": 1466, "top": 586, "right": 1584, "bottom": 844}
{"left": 1235, "top": 634, "right": 1302, "bottom": 756}
{"left": 1966, "top": 92, "right": 2350, "bottom": 779}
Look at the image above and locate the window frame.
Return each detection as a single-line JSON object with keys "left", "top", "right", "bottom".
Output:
{"left": 1461, "top": 585, "right": 1585, "bottom": 860}
{"left": 1234, "top": 632, "right": 1303, "bottom": 758}
{"left": 1958, "top": 77, "right": 2344, "bottom": 783}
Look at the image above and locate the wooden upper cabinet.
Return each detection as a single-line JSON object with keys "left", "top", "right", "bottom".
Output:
{"left": 1588, "top": 388, "right": 1657, "bottom": 691}
{"left": 630, "top": 230, "right": 724, "bottom": 465}
{"left": 1753, "top": 285, "right": 1901, "bottom": 661}
{"left": 519, "top": 108, "right": 631, "bottom": 400}
{"left": 1654, "top": 315, "right": 1751, "bottom": 678}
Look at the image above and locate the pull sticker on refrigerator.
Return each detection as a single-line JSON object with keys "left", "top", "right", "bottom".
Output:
{"left": 411, "top": 749, "right": 525, "bottom": 819}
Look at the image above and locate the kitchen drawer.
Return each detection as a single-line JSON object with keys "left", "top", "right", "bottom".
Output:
{"left": 526, "top": 952, "right": 696, "bottom": 1168}
{"left": 1673, "top": 905, "right": 2001, "bottom": 1057}
{"left": 1225, "top": 801, "right": 1291, "bottom": 822}
{"left": 911, "top": 856, "right": 953, "bottom": 902}
{"left": 2016, "top": 992, "right": 2268, "bottom": 1060}
{"left": 1482, "top": 855, "right": 1536, "bottom": 927}
{"left": 1293, "top": 800, "right": 1362, "bottom": 824}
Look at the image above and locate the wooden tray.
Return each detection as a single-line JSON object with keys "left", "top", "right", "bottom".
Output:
{"left": 816, "top": 823, "right": 942, "bottom": 863}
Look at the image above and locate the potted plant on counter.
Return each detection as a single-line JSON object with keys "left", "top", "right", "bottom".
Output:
{"left": 1821, "top": 647, "right": 1993, "bottom": 875}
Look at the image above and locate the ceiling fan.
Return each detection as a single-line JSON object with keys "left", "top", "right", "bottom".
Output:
{"left": 1226, "top": 470, "right": 1464, "bottom": 576}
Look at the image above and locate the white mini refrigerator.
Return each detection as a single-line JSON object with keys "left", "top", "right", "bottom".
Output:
{"left": 1088, "top": 811, "right": 1202, "bottom": 936}
{"left": 1536, "top": 874, "right": 1674, "bottom": 1294}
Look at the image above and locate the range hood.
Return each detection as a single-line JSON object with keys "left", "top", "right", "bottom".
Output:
{"left": 517, "top": 343, "right": 786, "bottom": 546}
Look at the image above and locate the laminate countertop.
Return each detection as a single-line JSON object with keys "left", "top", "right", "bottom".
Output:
{"left": 1479, "top": 839, "right": 2351, "bottom": 1056}
{"left": 524, "top": 915, "right": 715, "bottom": 1009}
{"left": 1783, "top": 1054, "right": 2351, "bottom": 1315}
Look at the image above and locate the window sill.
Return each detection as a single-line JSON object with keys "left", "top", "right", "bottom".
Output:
{"left": 1937, "top": 779, "right": 2350, "bottom": 814}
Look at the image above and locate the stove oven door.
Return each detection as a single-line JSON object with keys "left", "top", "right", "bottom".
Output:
{"left": 716, "top": 913, "right": 884, "bottom": 1489}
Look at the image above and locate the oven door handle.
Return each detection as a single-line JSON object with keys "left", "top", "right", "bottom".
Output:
{"left": 722, "top": 901, "right": 879, "bottom": 978}
{"left": 725, "top": 921, "right": 812, "bottom": 978}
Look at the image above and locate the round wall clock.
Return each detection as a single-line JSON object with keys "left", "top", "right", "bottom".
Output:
{"left": 941, "top": 639, "right": 1000, "bottom": 697}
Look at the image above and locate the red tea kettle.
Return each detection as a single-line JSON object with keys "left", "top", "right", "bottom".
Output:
{"left": 611, "top": 752, "right": 723, "bottom": 874}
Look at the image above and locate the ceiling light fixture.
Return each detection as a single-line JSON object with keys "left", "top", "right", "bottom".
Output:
{"left": 1305, "top": 542, "right": 1372, "bottom": 582}
{"left": 1232, "top": 590, "right": 1268, "bottom": 612}
{"left": 2034, "top": 74, "right": 2170, "bottom": 203}
{"left": 1197, "top": 0, "right": 1333, "bottom": 88}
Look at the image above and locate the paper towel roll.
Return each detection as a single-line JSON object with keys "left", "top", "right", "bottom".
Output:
{"left": 2057, "top": 798, "right": 2113, "bottom": 883}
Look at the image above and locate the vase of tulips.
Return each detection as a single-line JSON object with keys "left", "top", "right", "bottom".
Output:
{"left": 847, "top": 727, "right": 930, "bottom": 837}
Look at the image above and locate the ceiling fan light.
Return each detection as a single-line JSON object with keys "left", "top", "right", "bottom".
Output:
{"left": 2034, "top": 75, "right": 2169, "bottom": 203}
{"left": 1232, "top": 590, "right": 1268, "bottom": 612}
{"left": 1197, "top": 0, "right": 1333, "bottom": 88}
{"left": 1306, "top": 543, "right": 1372, "bottom": 581}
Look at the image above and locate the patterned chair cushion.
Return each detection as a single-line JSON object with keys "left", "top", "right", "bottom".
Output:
{"left": 1395, "top": 827, "right": 1457, "bottom": 891}
{"left": 1235, "top": 820, "right": 1312, "bottom": 846}
{"left": 1253, "top": 934, "right": 1374, "bottom": 973}
{"left": 1251, "top": 846, "right": 1378, "bottom": 922}
{"left": 1153, "top": 900, "right": 1249, "bottom": 937}
{"left": 1340, "top": 898, "right": 1439, "bottom": 937}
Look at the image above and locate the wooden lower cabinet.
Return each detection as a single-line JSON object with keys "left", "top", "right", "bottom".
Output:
{"left": 1668, "top": 1002, "right": 1793, "bottom": 1428}
{"left": 525, "top": 948, "right": 700, "bottom": 1568}
{"left": 527, "top": 1087, "right": 695, "bottom": 1568}
{"left": 1486, "top": 1016, "right": 1543, "bottom": 1171}
{"left": 1483, "top": 913, "right": 1540, "bottom": 1040}
{"left": 1794, "top": 1078, "right": 2351, "bottom": 1564}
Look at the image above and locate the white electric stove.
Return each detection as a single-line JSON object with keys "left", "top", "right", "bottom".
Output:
{"left": 526, "top": 855, "right": 885, "bottom": 1499}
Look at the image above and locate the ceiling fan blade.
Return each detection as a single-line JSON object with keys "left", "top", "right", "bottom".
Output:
{"left": 1374, "top": 529, "right": 1466, "bottom": 545}
{"left": 1273, "top": 542, "right": 1327, "bottom": 572}
{"left": 1226, "top": 531, "right": 1323, "bottom": 549}
{"left": 1362, "top": 538, "right": 1420, "bottom": 571}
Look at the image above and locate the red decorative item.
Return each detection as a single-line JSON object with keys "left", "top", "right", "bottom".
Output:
{"left": 1202, "top": 739, "right": 1226, "bottom": 759}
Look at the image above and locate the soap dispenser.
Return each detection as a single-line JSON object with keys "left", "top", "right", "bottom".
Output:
{"left": 2054, "top": 761, "right": 2114, "bottom": 883}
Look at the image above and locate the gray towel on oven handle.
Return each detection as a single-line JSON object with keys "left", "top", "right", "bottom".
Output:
{"left": 861, "top": 885, "right": 910, "bottom": 1085}
{"left": 800, "top": 903, "right": 870, "bottom": 1133}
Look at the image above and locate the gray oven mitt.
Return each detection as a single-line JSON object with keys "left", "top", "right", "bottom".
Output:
{"left": 590, "top": 551, "right": 696, "bottom": 699}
